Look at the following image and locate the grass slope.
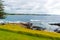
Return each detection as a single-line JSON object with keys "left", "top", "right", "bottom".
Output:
{"left": 0, "top": 24, "right": 60, "bottom": 40}
{"left": 0, "top": 29, "right": 47, "bottom": 40}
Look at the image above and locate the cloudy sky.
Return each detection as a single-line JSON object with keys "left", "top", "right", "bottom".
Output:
{"left": 2, "top": 0, "right": 60, "bottom": 15}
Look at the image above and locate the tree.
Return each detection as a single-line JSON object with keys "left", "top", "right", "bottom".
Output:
{"left": 0, "top": 0, "right": 6, "bottom": 19}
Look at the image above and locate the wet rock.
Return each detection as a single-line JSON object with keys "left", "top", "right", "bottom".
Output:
{"left": 31, "top": 26, "right": 46, "bottom": 30}
{"left": 54, "top": 28, "right": 60, "bottom": 33}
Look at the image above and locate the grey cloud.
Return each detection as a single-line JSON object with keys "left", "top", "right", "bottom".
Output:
{"left": 2, "top": 0, "right": 60, "bottom": 15}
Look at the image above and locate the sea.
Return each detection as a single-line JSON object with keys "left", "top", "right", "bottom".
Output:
{"left": 0, "top": 14, "right": 60, "bottom": 23}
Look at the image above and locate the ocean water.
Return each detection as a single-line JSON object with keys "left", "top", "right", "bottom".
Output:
{"left": 0, "top": 15, "right": 60, "bottom": 23}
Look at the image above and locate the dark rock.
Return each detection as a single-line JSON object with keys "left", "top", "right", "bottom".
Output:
{"left": 0, "top": 23, "right": 5, "bottom": 25}
{"left": 20, "top": 22, "right": 32, "bottom": 29}
{"left": 50, "top": 23, "right": 60, "bottom": 26}
{"left": 31, "top": 26, "right": 46, "bottom": 30}
{"left": 54, "top": 28, "right": 60, "bottom": 33}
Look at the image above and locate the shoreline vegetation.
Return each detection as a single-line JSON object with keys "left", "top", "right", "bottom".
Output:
{"left": 0, "top": 23, "right": 60, "bottom": 40}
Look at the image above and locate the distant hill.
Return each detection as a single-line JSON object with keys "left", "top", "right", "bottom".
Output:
{"left": 6, "top": 13, "right": 52, "bottom": 16}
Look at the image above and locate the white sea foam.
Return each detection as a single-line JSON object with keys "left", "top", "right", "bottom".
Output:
{"left": 30, "top": 19, "right": 59, "bottom": 32}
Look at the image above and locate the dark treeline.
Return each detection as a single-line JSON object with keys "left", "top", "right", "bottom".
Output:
{"left": 6, "top": 13, "right": 40, "bottom": 15}
{"left": 0, "top": 0, "right": 6, "bottom": 19}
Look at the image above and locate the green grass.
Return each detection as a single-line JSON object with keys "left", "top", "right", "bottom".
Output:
{"left": 0, "top": 29, "right": 51, "bottom": 40}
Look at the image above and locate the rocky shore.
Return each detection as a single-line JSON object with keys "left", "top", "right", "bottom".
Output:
{"left": 0, "top": 20, "right": 60, "bottom": 33}
{"left": 20, "top": 22, "right": 60, "bottom": 33}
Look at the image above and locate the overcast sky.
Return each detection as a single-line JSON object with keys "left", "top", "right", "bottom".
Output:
{"left": 2, "top": 0, "right": 60, "bottom": 15}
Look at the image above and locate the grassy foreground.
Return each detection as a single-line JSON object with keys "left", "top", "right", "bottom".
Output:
{"left": 0, "top": 23, "right": 60, "bottom": 40}
{"left": 0, "top": 29, "right": 47, "bottom": 40}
